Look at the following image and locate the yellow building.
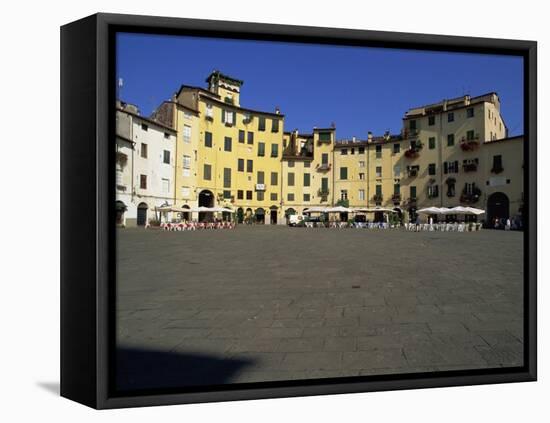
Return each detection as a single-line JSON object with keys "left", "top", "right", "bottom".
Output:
{"left": 152, "top": 79, "right": 523, "bottom": 226}
{"left": 157, "top": 71, "right": 285, "bottom": 224}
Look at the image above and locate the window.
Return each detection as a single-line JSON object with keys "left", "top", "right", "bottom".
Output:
{"left": 358, "top": 147, "right": 365, "bottom": 154}
{"left": 258, "top": 142, "right": 265, "bottom": 157}
{"left": 224, "top": 136, "right": 232, "bottom": 152}
{"left": 339, "top": 190, "right": 348, "bottom": 201}
{"left": 141, "top": 143, "right": 148, "bottom": 158}
{"left": 321, "top": 153, "right": 329, "bottom": 165}
{"left": 288, "top": 172, "right": 295, "bottom": 186}
{"left": 467, "top": 107, "right": 474, "bottom": 118}
{"left": 359, "top": 172, "right": 365, "bottom": 180}
{"left": 258, "top": 116, "right": 266, "bottom": 131}
{"left": 359, "top": 160, "right": 365, "bottom": 168}
{"left": 350, "top": 148, "right": 355, "bottom": 155}
{"left": 163, "top": 150, "right": 170, "bottom": 164}
{"left": 237, "top": 158, "right": 244, "bottom": 172}
{"left": 205, "top": 131, "right": 213, "bottom": 147}
{"left": 183, "top": 155, "right": 191, "bottom": 169}
{"left": 443, "top": 161, "right": 459, "bottom": 174}
{"left": 376, "top": 144, "right": 382, "bottom": 158}
{"left": 247, "top": 131, "right": 254, "bottom": 144}
{"left": 428, "top": 137, "right": 436, "bottom": 149}
{"left": 340, "top": 167, "right": 348, "bottom": 180}
{"left": 428, "top": 184, "right": 439, "bottom": 198}
{"left": 410, "top": 186, "right": 417, "bottom": 199}
{"left": 492, "top": 155, "right": 503, "bottom": 173}
{"left": 428, "top": 116, "right": 435, "bottom": 126}
{"left": 358, "top": 189, "right": 365, "bottom": 201}
{"left": 303, "top": 173, "right": 311, "bottom": 187}
{"left": 409, "top": 120, "right": 417, "bottom": 130}
{"left": 341, "top": 148, "right": 348, "bottom": 155}
{"left": 203, "top": 164, "right": 212, "bottom": 181}
{"left": 321, "top": 178, "right": 329, "bottom": 192}
{"left": 467, "top": 130, "right": 475, "bottom": 140}
{"left": 140, "top": 174, "right": 147, "bottom": 189}
{"left": 448, "top": 112, "right": 454, "bottom": 122}
{"left": 237, "top": 190, "right": 244, "bottom": 200}
{"left": 271, "top": 172, "right": 278, "bottom": 185}
{"left": 183, "top": 125, "right": 191, "bottom": 142}
{"left": 247, "top": 159, "right": 253, "bottom": 172}
{"left": 257, "top": 171, "right": 265, "bottom": 184}
{"left": 375, "top": 185, "right": 382, "bottom": 196}
{"left": 141, "top": 123, "right": 148, "bottom": 131}
{"left": 304, "top": 161, "right": 311, "bottom": 168}
{"left": 270, "top": 193, "right": 278, "bottom": 201}
{"left": 116, "top": 164, "right": 123, "bottom": 186}
{"left": 303, "top": 193, "right": 311, "bottom": 202}
{"left": 447, "top": 180, "right": 456, "bottom": 197}
{"left": 428, "top": 163, "right": 436, "bottom": 175}
{"left": 238, "top": 130, "right": 245, "bottom": 143}
{"left": 223, "top": 168, "right": 231, "bottom": 188}
{"left": 393, "top": 143, "right": 400, "bottom": 154}
{"left": 447, "top": 133, "right": 455, "bottom": 146}
{"left": 376, "top": 166, "right": 382, "bottom": 178}
{"left": 246, "top": 190, "right": 253, "bottom": 200}
{"left": 164, "top": 132, "right": 170, "bottom": 139}
{"left": 394, "top": 165, "right": 401, "bottom": 178}
{"left": 223, "top": 190, "right": 231, "bottom": 199}
{"left": 288, "top": 161, "right": 295, "bottom": 168}
{"left": 257, "top": 191, "right": 264, "bottom": 201}
{"left": 319, "top": 132, "right": 331, "bottom": 142}
{"left": 162, "top": 178, "right": 170, "bottom": 193}
{"left": 394, "top": 183, "right": 400, "bottom": 195}
{"left": 287, "top": 193, "right": 295, "bottom": 201}
{"left": 205, "top": 103, "right": 213, "bottom": 118}
{"left": 222, "top": 109, "right": 234, "bottom": 125}
{"left": 271, "top": 143, "right": 279, "bottom": 157}
{"left": 272, "top": 119, "right": 279, "bottom": 133}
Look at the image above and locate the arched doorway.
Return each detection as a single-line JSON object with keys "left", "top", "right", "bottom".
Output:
{"left": 180, "top": 204, "right": 190, "bottom": 221}
{"left": 236, "top": 207, "right": 244, "bottom": 224}
{"left": 285, "top": 208, "right": 296, "bottom": 224}
{"left": 116, "top": 201, "right": 127, "bottom": 225}
{"left": 245, "top": 208, "right": 253, "bottom": 224}
{"left": 137, "top": 202, "right": 148, "bottom": 226}
{"left": 269, "top": 206, "right": 278, "bottom": 225}
{"left": 255, "top": 208, "right": 265, "bottom": 224}
{"left": 198, "top": 190, "right": 214, "bottom": 222}
{"left": 487, "top": 192, "right": 509, "bottom": 227}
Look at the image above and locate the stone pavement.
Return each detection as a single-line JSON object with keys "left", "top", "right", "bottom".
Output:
{"left": 116, "top": 226, "right": 524, "bottom": 390}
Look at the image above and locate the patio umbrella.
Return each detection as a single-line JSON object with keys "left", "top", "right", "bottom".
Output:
{"left": 304, "top": 206, "right": 328, "bottom": 213}
{"left": 449, "top": 206, "right": 471, "bottom": 214}
{"left": 325, "top": 206, "right": 353, "bottom": 213}
{"left": 465, "top": 207, "right": 485, "bottom": 215}
{"left": 154, "top": 205, "right": 173, "bottom": 212}
{"left": 417, "top": 207, "right": 442, "bottom": 214}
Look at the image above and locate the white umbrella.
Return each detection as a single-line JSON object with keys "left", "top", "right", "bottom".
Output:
{"left": 465, "top": 207, "right": 485, "bottom": 215}
{"left": 450, "top": 206, "right": 471, "bottom": 214}
{"left": 154, "top": 205, "right": 173, "bottom": 212}
{"left": 417, "top": 207, "right": 443, "bottom": 214}
{"left": 221, "top": 207, "right": 235, "bottom": 213}
{"left": 304, "top": 206, "right": 328, "bottom": 213}
{"left": 325, "top": 206, "right": 353, "bottom": 213}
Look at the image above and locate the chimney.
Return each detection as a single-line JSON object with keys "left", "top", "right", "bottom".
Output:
{"left": 275, "top": 106, "right": 280, "bottom": 115}
{"left": 367, "top": 131, "right": 373, "bottom": 142}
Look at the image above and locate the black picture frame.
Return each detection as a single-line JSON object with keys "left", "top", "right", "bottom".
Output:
{"left": 60, "top": 12, "right": 537, "bottom": 409}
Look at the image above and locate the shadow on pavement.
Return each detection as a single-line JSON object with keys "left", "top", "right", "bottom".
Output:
{"left": 117, "top": 346, "right": 253, "bottom": 391}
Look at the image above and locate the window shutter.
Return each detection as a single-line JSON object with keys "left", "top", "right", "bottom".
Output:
{"left": 454, "top": 161, "right": 459, "bottom": 172}
{"left": 443, "top": 162, "right": 448, "bottom": 174}
{"left": 221, "top": 109, "right": 225, "bottom": 123}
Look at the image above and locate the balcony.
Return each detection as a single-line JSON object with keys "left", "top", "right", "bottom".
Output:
{"left": 391, "top": 193, "right": 401, "bottom": 204}
{"left": 462, "top": 162, "right": 478, "bottom": 172}
{"left": 460, "top": 187, "right": 481, "bottom": 204}
{"left": 316, "top": 163, "right": 331, "bottom": 172}
{"left": 317, "top": 137, "right": 332, "bottom": 144}
{"left": 460, "top": 135, "right": 480, "bottom": 151}
{"left": 372, "top": 194, "right": 383, "bottom": 203}
{"left": 404, "top": 140, "right": 423, "bottom": 159}
{"left": 406, "top": 166, "right": 419, "bottom": 177}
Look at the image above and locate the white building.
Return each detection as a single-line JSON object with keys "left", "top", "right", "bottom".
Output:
{"left": 116, "top": 102, "right": 177, "bottom": 226}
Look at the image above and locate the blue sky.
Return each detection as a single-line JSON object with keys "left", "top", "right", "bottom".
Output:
{"left": 117, "top": 33, "right": 524, "bottom": 139}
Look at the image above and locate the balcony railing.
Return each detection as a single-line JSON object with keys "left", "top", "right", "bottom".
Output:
{"left": 316, "top": 163, "right": 331, "bottom": 172}
{"left": 460, "top": 187, "right": 481, "bottom": 204}
{"left": 391, "top": 193, "right": 401, "bottom": 203}
{"left": 460, "top": 135, "right": 480, "bottom": 151}
{"left": 317, "top": 188, "right": 330, "bottom": 199}
{"left": 491, "top": 166, "right": 504, "bottom": 174}
{"left": 462, "top": 163, "right": 478, "bottom": 172}
{"left": 372, "top": 194, "right": 383, "bottom": 203}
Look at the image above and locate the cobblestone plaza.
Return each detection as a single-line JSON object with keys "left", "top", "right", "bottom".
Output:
{"left": 116, "top": 227, "right": 523, "bottom": 390}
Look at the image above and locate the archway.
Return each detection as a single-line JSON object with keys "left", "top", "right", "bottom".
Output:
{"left": 198, "top": 190, "right": 214, "bottom": 222}
{"left": 137, "top": 202, "right": 148, "bottom": 226}
{"left": 245, "top": 208, "right": 253, "bottom": 224}
{"left": 285, "top": 208, "right": 296, "bottom": 224}
{"left": 487, "top": 192, "right": 509, "bottom": 228}
{"left": 180, "top": 204, "right": 190, "bottom": 221}
{"left": 255, "top": 208, "right": 265, "bottom": 224}
{"left": 115, "top": 201, "right": 127, "bottom": 225}
{"left": 237, "top": 207, "right": 244, "bottom": 224}
{"left": 269, "top": 206, "right": 278, "bottom": 225}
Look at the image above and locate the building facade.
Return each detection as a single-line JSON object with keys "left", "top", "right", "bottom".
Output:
{"left": 136, "top": 75, "right": 523, "bottom": 226}
{"left": 116, "top": 102, "right": 177, "bottom": 227}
